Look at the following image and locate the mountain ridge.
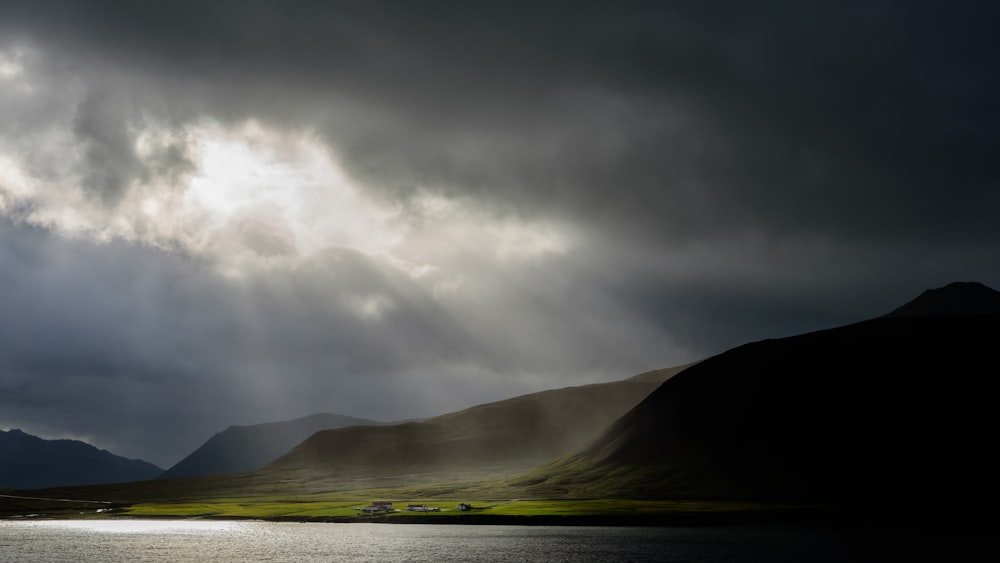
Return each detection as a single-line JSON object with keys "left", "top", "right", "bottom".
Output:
{"left": 885, "top": 281, "right": 1000, "bottom": 317}
{"left": 159, "top": 412, "right": 384, "bottom": 480}
{"left": 0, "top": 428, "right": 163, "bottom": 489}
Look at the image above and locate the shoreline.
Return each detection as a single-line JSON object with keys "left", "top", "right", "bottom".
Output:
{"left": 243, "top": 508, "right": 1000, "bottom": 527}
{"left": 5, "top": 497, "right": 998, "bottom": 528}
{"left": 7, "top": 508, "right": 997, "bottom": 528}
{"left": 3, "top": 512, "right": 806, "bottom": 527}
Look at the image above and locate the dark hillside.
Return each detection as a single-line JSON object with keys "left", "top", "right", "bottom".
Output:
{"left": 886, "top": 281, "right": 1000, "bottom": 317}
{"left": 527, "top": 284, "right": 1000, "bottom": 506}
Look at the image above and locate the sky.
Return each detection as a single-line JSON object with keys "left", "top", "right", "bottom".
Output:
{"left": 1, "top": 1, "right": 998, "bottom": 468}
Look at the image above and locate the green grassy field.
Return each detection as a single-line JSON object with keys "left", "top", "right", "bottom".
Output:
{"left": 3, "top": 465, "right": 815, "bottom": 524}
{"left": 119, "top": 496, "right": 789, "bottom": 522}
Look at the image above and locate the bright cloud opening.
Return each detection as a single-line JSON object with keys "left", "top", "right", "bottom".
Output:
{"left": 0, "top": 155, "right": 35, "bottom": 203}
{"left": 0, "top": 39, "right": 576, "bottom": 282}
{"left": 0, "top": 49, "right": 24, "bottom": 79}
{"left": 1, "top": 115, "right": 404, "bottom": 269}
{"left": 134, "top": 120, "right": 402, "bottom": 261}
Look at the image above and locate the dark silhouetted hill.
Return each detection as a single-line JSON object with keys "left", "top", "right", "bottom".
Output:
{"left": 159, "top": 413, "right": 382, "bottom": 479}
{"left": 260, "top": 365, "right": 691, "bottom": 486}
{"left": 522, "top": 283, "right": 1000, "bottom": 507}
{"left": 0, "top": 429, "right": 162, "bottom": 489}
{"left": 886, "top": 281, "right": 1000, "bottom": 317}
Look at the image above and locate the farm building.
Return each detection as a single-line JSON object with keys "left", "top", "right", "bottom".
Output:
{"left": 361, "top": 501, "right": 394, "bottom": 513}
{"left": 406, "top": 504, "right": 440, "bottom": 512}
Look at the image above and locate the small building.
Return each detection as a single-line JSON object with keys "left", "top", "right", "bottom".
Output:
{"left": 406, "top": 503, "right": 440, "bottom": 512}
{"left": 361, "top": 501, "right": 394, "bottom": 513}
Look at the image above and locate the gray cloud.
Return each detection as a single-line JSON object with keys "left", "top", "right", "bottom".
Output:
{"left": 72, "top": 86, "right": 143, "bottom": 205}
{"left": 7, "top": 1, "right": 996, "bottom": 241}
{"left": 1, "top": 1, "right": 998, "bottom": 466}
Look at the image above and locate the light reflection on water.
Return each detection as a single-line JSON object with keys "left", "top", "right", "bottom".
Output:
{"left": 0, "top": 519, "right": 993, "bottom": 562}
{"left": 36, "top": 519, "right": 239, "bottom": 534}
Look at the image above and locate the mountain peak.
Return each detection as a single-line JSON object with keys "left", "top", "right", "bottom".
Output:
{"left": 885, "top": 281, "right": 1000, "bottom": 317}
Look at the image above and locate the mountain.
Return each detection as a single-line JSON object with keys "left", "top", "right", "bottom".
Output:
{"left": 0, "top": 429, "right": 162, "bottom": 489}
{"left": 885, "top": 281, "right": 1000, "bottom": 317}
{"left": 159, "top": 413, "right": 383, "bottom": 480}
{"left": 259, "top": 365, "right": 692, "bottom": 487}
{"left": 519, "top": 283, "right": 1000, "bottom": 506}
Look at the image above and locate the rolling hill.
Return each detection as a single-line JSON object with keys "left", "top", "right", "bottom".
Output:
{"left": 159, "top": 413, "right": 383, "bottom": 480}
{"left": 515, "top": 282, "right": 1000, "bottom": 506}
{"left": 257, "top": 365, "right": 692, "bottom": 488}
{"left": 0, "top": 429, "right": 162, "bottom": 489}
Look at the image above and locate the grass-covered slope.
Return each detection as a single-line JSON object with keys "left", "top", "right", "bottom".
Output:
{"left": 159, "top": 413, "right": 383, "bottom": 480}
{"left": 521, "top": 308, "right": 1000, "bottom": 505}
{"left": 259, "top": 365, "right": 690, "bottom": 487}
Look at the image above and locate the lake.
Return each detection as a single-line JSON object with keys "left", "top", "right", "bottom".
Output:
{"left": 0, "top": 519, "right": 992, "bottom": 562}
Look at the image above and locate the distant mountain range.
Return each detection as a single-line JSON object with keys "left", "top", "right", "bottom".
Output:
{"left": 0, "top": 429, "right": 162, "bottom": 489}
{"left": 159, "top": 413, "right": 383, "bottom": 479}
{"left": 517, "top": 282, "right": 1000, "bottom": 507}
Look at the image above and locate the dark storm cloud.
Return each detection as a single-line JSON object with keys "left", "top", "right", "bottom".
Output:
{"left": 1, "top": 1, "right": 999, "bottom": 465}
{"left": 4, "top": 1, "right": 997, "bottom": 239}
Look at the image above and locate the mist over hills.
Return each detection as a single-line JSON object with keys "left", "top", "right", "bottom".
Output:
{"left": 159, "top": 413, "right": 384, "bottom": 480}
{"left": 159, "top": 413, "right": 385, "bottom": 479}
{"left": 258, "top": 365, "right": 690, "bottom": 487}
{"left": 0, "top": 429, "right": 162, "bottom": 489}
{"left": 0, "top": 365, "right": 688, "bottom": 506}
{"left": 520, "top": 282, "right": 1000, "bottom": 505}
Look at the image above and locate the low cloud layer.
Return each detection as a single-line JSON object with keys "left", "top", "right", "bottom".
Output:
{"left": 1, "top": 1, "right": 998, "bottom": 466}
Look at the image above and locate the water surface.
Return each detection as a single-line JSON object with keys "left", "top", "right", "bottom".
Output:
{"left": 0, "top": 519, "right": 990, "bottom": 562}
